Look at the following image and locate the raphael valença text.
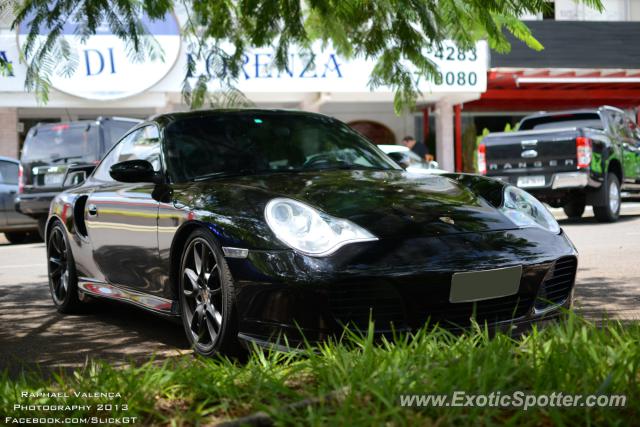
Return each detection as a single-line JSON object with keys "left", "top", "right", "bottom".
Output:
{"left": 21, "top": 391, "right": 122, "bottom": 399}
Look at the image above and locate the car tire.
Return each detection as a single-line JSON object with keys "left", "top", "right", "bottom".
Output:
{"left": 178, "top": 228, "right": 244, "bottom": 357}
{"left": 47, "top": 220, "right": 83, "bottom": 313}
{"left": 4, "top": 231, "right": 29, "bottom": 244}
{"left": 593, "top": 173, "right": 621, "bottom": 223}
{"left": 562, "top": 198, "right": 585, "bottom": 219}
{"left": 37, "top": 217, "right": 47, "bottom": 240}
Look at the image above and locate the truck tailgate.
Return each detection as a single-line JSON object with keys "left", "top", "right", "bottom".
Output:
{"left": 484, "top": 128, "right": 581, "bottom": 188}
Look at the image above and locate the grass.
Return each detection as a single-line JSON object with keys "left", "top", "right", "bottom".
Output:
{"left": 1, "top": 313, "right": 639, "bottom": 426}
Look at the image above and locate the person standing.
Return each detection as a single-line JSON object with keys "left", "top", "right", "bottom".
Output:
{"left": 400, "top": 136, "right": 432, "bottom": 161}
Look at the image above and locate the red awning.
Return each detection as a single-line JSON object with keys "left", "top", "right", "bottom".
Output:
{"left": 466, "top": 68, "right": 640, "bottom": 111}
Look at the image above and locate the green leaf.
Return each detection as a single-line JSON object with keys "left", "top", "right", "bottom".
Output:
{"left": 12, "top": 0, "right": 602, "bottom": 111}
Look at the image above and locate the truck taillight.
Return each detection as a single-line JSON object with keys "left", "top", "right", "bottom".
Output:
{"left": 18, "top": 164, "right": 24, "bottom": 194}
{"left": 477, "top": 143, "right": 487, "bottom": 175}
{"left": 576, "top": 136, "right": 592, "bottom": 169}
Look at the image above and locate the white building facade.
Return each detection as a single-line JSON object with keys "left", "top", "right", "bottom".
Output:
{"left": 0, "top": 6, "right": 487, "bottom": 172}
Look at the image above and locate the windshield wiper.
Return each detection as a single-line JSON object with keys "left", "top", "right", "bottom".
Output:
{"left": 192, "top": 169, "right": 264, "bottom": 182}
{"left": 307, "top": 163, "right": 391, "bottom": 172}
{"left": 191, "top": 165, "right": 390, "bottom": 182}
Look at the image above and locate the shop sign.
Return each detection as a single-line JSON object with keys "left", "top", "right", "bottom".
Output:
{"left": 0, "top": 50, "right": 14, "bottom": 76}
{"left": 17, "top": 12, "right": 181, "bottom": 100}
{"left": 4, "top": 25, "right": 486, "bottom": 97}
{"left": 187, "top": 40, "right": 487, "bottom": 93}
{"left": 0, "top": 37, "right": 26, "bottom": 92}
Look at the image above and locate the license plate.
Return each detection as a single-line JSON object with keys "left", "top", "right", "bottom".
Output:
{"left": 517, "top": 175, "right": 545, "bottom": 188}
{"left": 449, "top": 266, "right": 522, "bottom": 303}
{"left": 44, "top": 173, "right": 64, "bottom": 186}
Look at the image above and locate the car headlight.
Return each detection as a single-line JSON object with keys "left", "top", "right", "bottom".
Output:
{"left": 265, "top": 198, "right": 378, "bottom": 256}
{"left": 500, "top": 186, "right": 560, "bottom": 234}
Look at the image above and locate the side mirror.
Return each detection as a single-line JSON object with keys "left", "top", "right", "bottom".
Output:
{"left": 109, "top": 160, "right": 159, "bottom": 183}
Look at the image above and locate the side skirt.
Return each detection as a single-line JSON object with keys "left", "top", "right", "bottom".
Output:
{"left": 78, "top": 278, "right": 180, "bottom": 317}
{"left": 237, "top": 333, "right": 305, "bottom": 354}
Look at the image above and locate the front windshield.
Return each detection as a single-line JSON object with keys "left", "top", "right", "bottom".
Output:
{"left": 164, "top": 112, "right": 400, "bottom": 182}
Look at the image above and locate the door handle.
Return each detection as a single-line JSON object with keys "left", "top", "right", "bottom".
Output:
{"left": 87, "top": 204, "right": 98, "bottom": 217}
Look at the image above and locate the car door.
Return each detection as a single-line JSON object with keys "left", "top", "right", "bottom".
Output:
{"left": 608, "top": 111, "right": 638, "bottom": 183}
{"left": 0, "top": 160, "right": 11, "bottom": 228}
{"left": 0, "top": 159, "right": 34, "bottom": 228}
{"left": 625, "top": 118, "right": 640, "bottom": 182}
{"left": 618, "top": 115, "right": 640, "bottom": 183}
{"left": 85, "top": 125, "right": 164, "bottom": 294}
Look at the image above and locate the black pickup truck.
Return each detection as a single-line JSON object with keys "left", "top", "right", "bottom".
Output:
{"left": 16, "top": 117, "right": 141, "bottom": 236}
{"left": 479, "top": 106, "right": 640, "bottom": 222}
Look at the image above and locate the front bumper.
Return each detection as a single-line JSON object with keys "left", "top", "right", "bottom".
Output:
{"left": 226, "top": 228, "right": 578, "bottom": 348}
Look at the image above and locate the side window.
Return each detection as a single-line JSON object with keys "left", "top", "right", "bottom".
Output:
{"left": 93, "top": 125, "right": 161, "bottom": 182}
{"left": 623, "top": 117, "right": 639, "bottom": 141}
{"left": 103, "top": 121, "right": 139, "bottom": 153}
{"left": 0, "top": 160, "right": 19, "bottom": 185}
{"left": 608, "top": 112, "right": 629, "bottom": 138}
{"left": 618, "top": 115, "right": 632, "bottom": 139}
{"left": 629, "top": 119, "right": 640, "bottom": 141}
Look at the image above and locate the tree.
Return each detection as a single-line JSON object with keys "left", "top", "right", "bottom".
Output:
{"left": 1, "top": 0, "right": 603, "bottom": 111}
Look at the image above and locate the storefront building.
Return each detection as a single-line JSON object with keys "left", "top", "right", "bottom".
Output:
{"left": 6, "top": 0, "right": 634, "bottom": 175}
{"left": 0, "top": 7, "right": 487, "bottom": 172}
{"left": 458, "top": 0, "right": 640, "bottom": 172}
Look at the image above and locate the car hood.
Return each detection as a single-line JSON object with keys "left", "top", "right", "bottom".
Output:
{"left": 174, "top": 170, "right": 517, "bottom": 246}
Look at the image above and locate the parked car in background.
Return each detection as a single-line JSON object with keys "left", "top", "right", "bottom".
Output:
{"left": 479, "top": 106, "right": 640, "bottom": 222}
{"left": 379, "top": 144, "right": 446, "bottom": 174}
{"left": 16, "top": 117, "right": 142, "bottom": 236}
{"left": 0, "top": 156, "right": 38, "bottom": 244}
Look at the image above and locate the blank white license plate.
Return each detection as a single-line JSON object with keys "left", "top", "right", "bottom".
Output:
{"left": 449, "top": 266, "right": 522, "bottom": 303}
{"left": 517, "top": 175, "right": 545, "bottom": 188}
{"left": 44, "top": 173, "right": 64, "bottom": 186}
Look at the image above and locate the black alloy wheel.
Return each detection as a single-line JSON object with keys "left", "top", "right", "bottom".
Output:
{"left": 179, "top": 229, "right": 242, "bottom": 357}
{"left": 47, "top": 221, "right": 82, "bottom": 313}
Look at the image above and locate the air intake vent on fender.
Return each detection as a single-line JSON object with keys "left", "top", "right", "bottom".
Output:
{"left": 74, "top": 195, "right": 89, "bottom": 237}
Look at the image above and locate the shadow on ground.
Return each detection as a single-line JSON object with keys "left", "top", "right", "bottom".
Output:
{"left": 2, "top": 272, "right": 638, "bottom": 378}
{"left": 574, "top": 270, "right": 640, "bottom": 321}
{"left": 0, "top": 281, "right": 190, "bottom": 378}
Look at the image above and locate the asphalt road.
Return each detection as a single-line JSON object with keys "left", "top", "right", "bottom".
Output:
{"left": 1, "top": 204, "right": 639, "bottom": 374}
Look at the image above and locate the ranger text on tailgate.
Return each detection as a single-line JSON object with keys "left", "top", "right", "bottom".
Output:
{"left": 479, "top": 106, "right": 640, "bottom": 222}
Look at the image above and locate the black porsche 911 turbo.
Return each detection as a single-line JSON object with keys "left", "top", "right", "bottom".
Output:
{"left": 46, "top": 109, "right": 578, "bottom": 356}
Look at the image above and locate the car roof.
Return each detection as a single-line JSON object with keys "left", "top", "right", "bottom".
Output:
{"left": 150, "top": 108, "right": 336, "bottom": 127}
{"left": 0, "top": 156, "right": 19, "bottom": 164}
{"left": 521, "top": 106, "right": 624, "bottom": 121}
{"left": 32, "top": 116, "right": 142, "bottom": 130}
